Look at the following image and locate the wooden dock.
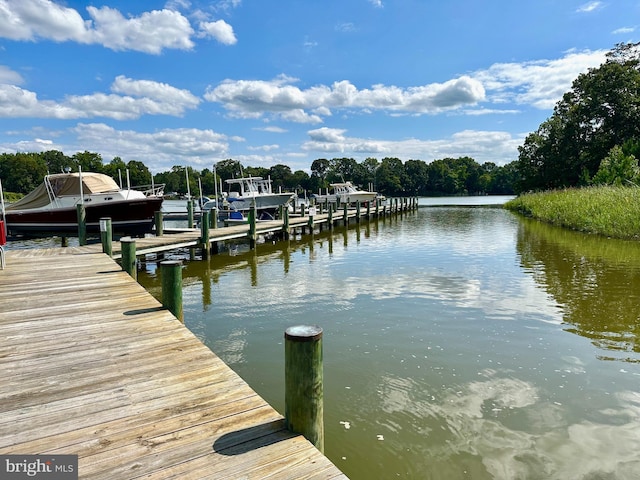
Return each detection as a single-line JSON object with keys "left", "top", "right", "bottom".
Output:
{"left": 50, "top": 199, "right": 417, "bottom": 259}
{"left": 0, "top": 249, "right": 348, "bottom": 479}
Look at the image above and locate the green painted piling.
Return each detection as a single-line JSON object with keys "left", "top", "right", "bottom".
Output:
{"left": 161, "top": 260, "right": 183, "bottom": 323}
{"left": 120, "top": 237, "right": 137, "bottom": 280}
{"left": 99, "top": 217, "right": 112, "bottom": 257}
{"left": 154, "top": 211, "right": 163, "bottom": 236}
{"left": 76, "top": 204, "right": 86, "bottom": 246}
{"left": 285, "top": 325, "right": 324, "bottom": 453}
{"left": 248, "top": 202, "right": 257, "bottom": 249}
{"left": 282, "top": 206, "right": 290, "bottom": 239}
{"left": 187, "top": 200, "right": 194, "bottom": 229}
{"left": 201, "top": 210, "right": 210, "bottom": 257}
{"left": 308, "top": 206, "right": 315, "bottom": 230}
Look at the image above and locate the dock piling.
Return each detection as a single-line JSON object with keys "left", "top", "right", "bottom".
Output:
{"left": 76, "top": 204, "right": 87, "bottom": 246}
{"left": 161, "top": 260, "right": 183, "bottom": 323}
{"left": 285, "top": 325, "right": 324, "bottom": 453}
{"left": 120, "top": 236, "right": 137, "bottom": 280}
{"left": 201, "top": 210, "right": 210, "bottom": 258}
{"left": 99, "top": 217, "right": 112, "bottom": 257}
{"left": 155, "top": 211, "right": 164, "bottom": 236}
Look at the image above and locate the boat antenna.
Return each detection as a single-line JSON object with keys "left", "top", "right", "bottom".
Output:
{"left": 118, "top": 169, "right": 123, "bottom": 189}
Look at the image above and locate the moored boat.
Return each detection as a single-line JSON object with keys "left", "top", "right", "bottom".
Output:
{"left": 213, "top": 176, "right": 293, "bottom": 211}
{"left": 3, "top": 172, "right": 164, "bottom": 236}
{"left": 312, "top": 181, "right": 377, "bottom": 204}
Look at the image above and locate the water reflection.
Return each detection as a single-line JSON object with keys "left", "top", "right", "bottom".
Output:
{"left": 132, "top": 206, "right": 640, "bottom": 479}
{"left": 517, "top": 217, "right": 640, "bottom": 362}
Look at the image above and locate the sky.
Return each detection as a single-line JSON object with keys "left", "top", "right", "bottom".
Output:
{"left": 0, "top": 0, "right": 637, "bottom": 174}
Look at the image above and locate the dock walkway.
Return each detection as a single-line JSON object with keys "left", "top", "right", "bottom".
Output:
{"left": 0, "top": 249, "right": 348, "bottom": 479}
{"left": 63, "top": 200, "right": 415, "bottom": 259}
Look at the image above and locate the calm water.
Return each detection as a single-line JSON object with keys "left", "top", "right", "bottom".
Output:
{"left": 8, "top": 198, "right": 640, "bottom": 478}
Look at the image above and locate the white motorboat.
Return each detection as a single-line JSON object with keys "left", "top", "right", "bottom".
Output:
{"left": 203, "top": 176, "right": 294, "bottom": 213}
{"left": 312, "top": 182, "right": 377, "bottom": 204}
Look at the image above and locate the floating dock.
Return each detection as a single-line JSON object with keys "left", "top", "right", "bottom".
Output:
{"left": 0, "top": 249, "right": 348, "bottom": 479}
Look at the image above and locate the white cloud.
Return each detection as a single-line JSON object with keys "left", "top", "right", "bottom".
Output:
{"left": 0, "top": 76, "right": 201, "bottom": 120}
{"left": 302, "top": 127, "right": 524, "bottom": 165}
{"left": 204, "top": 74, "right": 485, "bottom": 122}
{"left": 72, "top": 123, "right": 229, "bottom": 170}
{"left": 369, "top": 0, "right": 383, "bottom": 8}
{"left": 613, "top": 26, "right": 635, "bottom": 34}
{"left": 473, "top": 49, "right": 607, "bottom": 109}
{"left": 576, "top": 1, "right": 603, "bottom": 13}
{"left": 87, "top": 6, "right": 194, "bottom": 53}
{"left": 0, "top": 0, "right": 237, "bottom": 53}
{"left": 198, "top": 19, "right": 237, "bottom": 45}
{"left": 0, "top": 65, "right": 23, "bottom": 84}
{"left": 0, "top": 0, "right": 91, "bottom": 42}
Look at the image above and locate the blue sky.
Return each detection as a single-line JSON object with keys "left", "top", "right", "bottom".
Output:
{"left": 0, "top": 0, "right": 636, "bottom": 173}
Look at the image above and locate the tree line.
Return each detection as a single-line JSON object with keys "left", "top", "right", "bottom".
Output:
{"left": 0, "top": 151, "right": 516, "bottom": 198}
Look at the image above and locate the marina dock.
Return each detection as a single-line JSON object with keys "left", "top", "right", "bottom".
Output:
{"left": 57, "top": 198, "right": 417, "bottom": 259}
{"left": 0, "top": 248, "right": 348, "bottom": 479}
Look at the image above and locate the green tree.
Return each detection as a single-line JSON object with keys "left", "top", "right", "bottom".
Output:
{"left": 404, "top": 159, "right": 429, "bottom": 195}
{"left": 0, "top": 152, "right": 48, "bottom": 193}
{"left": 268, "top": 164, "right": 293, "bottom": 192}
{"left": 376, "top": 157, "right": 405, "bottom": 195}
{"left": 591, "top": 145, "right": 640, "bottom": 186}
{"left": 72, "top": 151, "right": 104, "bottom": 173}
{"left": 103, "top": 157, "right": 127, "bottom": 186}
{"left": 126, "top": 160, "right": 152, "bottom": 187}
{"left": 310, "top": 158, "right": 330, "bottom": 192}
{"left": 42, "top": 150, "right": 71, "bottom": 174}
{"left": 515, "top": 42, "right": 640, "bottom": 192}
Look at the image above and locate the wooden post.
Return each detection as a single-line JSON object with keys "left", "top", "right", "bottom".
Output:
{"left": 285, "top": 325, "right": 324, "bottom": 453}
{"left": 211, "top": 208, "right": 218, "bottom": 229}
{"left": 343, "top": 202, "right": 348, "bottom": 226}
{"left": 328, "top": 204, "right": 333, "bottom": 229}
{"left": 154, "top": 211, "right": 163, "bottom": 236}
{"left": 161, "top": 260, "right": 183, "bottom": 323}
{"left": 308, "top": 206, "right": 315, "bottom": 230}
{"left": 201, "top": 210, "right": 210, "bottom": 258}
{"left": 99, "top": 217, "right": 112, "bottom": 257}
{"left": 366, "top": 201, "right": 371, "bottom": 220}
{"left": 283, "top": 206, "right": 290, "bottom": 239}
{"left": 61, "top": 237, "right": 68, "bottom": 247}
{"left": 187, "top": 200, "right": 194, "bottom": 229}
{"left": 356, "top": 200, "right": 361, "bottom": 223}
{"left": 120, "top": 237, "right": 136, "bottom": 280}
{"left": 76, "top": 204, "right": 86, "bottom": 246}
{"left": 248, "top": 201, "right": 257, "bottom": 249}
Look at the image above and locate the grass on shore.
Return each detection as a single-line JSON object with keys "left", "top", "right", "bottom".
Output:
{"left": 504, "top": 185, "right": 640, "bottom": 239}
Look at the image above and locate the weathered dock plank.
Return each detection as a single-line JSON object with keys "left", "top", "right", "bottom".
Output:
{"left": 0, "top": 250, "right": 348, "bottom": 479}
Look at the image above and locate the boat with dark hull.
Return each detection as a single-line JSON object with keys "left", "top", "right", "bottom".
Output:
{"left": 3, "top": 172, "right": 164, "bottom": 237}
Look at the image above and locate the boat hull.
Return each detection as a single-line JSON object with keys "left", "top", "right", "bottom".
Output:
{"left": 5, "top": 198, "right": 163, "bottom": 237}
{"left": 226, "top": 193, "right": 295, "bottom": 211}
